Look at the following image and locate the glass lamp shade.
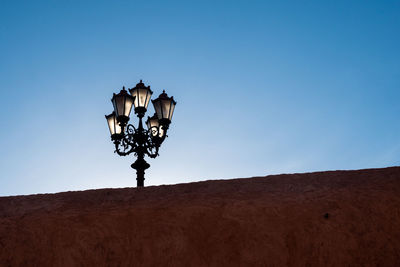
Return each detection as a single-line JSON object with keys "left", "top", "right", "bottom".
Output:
{"left": 129, "top": 80, "right": 153, "bottom": 111}
{"left": 105, "top": 112, "right": 122, "bottom": 139}
{"left": 146, "top": 113, "right": 164, "bottom": 138}
{"left": 151, "top": 90, "right": 177, "bottom": 124}
{"left": 111, "top": 87, "right": 135, "bottom": 123}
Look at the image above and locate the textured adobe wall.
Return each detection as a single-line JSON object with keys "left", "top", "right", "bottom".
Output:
{"left": 1, "top": 167, "right": 400, "bottom": 266}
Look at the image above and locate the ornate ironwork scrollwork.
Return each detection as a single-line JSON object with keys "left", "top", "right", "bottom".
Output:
{"left": 114, "top": 122, "right": 167, "bottom": 159}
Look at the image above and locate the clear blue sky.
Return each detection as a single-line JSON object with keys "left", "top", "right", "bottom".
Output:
{"left": 1, "top": 0, "right": 399, "bottom": 196}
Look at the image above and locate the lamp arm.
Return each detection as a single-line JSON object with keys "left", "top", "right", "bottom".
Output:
{"left": 114, "top": 140, "right": 136, "bottom": 156}
{"left": 144, "top": 130, "right": 159, "bottom": 158}
{"left": 114, "top": 124, "right": 139, "bottom": 156}
{"left": 145, "top": 145, "right": 159, "bottom": 158}
{"left": 145, "top": 126, "right": 168, "bottom": 158}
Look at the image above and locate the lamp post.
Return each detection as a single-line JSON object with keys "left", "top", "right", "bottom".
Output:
{"left": 105, "top": 80, "right": 176, "bottom": 187}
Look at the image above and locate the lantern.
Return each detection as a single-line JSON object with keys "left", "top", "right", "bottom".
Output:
{"left": 146, "top": 113, "right": 165, "bottom": 138}
{"left": 151, "top": 90, "right": 176, "bottom": 125}
{"left": 105, "top": 112, "right": 122, "bottom": 140}
{"left": 111, "top": 87, "right": 135, "bottom": 124}
{"left": 129, "top": 80, "right": 153, "bottom": 114}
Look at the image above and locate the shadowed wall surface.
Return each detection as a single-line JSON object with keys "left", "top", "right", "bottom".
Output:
{"left": 1, "top": 167, "right": 400, "bottom": 266}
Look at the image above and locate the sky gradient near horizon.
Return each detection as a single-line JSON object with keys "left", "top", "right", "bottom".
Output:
{"left": 1, "top": 0, "right": 400, "bottom": 196}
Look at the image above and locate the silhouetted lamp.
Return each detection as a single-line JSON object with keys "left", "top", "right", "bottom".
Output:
{"left": 129, "top": 80, "right": 153, "bottom": 116}
{"left": 105, "top": 112, "right": 122, "bottom": 140}
{"left": 152, "top": 90, "right": 176, "bottom": 126}
{"left": 105, "top": 80, "right": 176, "bottom": 187}
{"left": 146, "top": 113, "right": 164, "bottom": 138}
{"left": 111, "top": 87, "right": 135, "bottom": 125}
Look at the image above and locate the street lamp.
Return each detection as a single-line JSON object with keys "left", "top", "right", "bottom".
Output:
{"left": 105, "top": 80, "right": 177, "bottom": 187}
{"left": 111, "top": 87, "right": 135, "bottom": 125}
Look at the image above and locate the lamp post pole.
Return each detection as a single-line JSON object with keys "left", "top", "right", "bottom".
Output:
{"left": 130, "top": 114, "right": 150, "bottom": 187}
{"left": 105, "top": 80, "right": 176, "bottom": 187}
